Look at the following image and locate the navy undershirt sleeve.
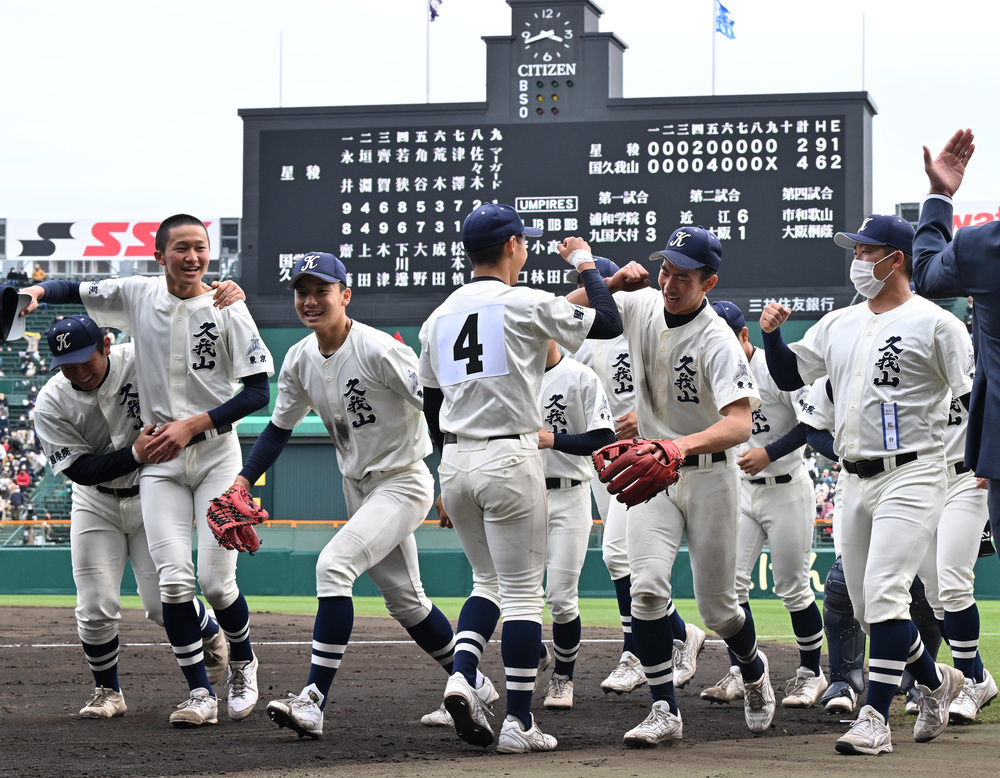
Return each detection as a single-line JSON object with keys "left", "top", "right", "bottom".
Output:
{"left": 239, "top": 422, "right": 293, "bottom": 484}
{"left": 806, "top": 426, "right": 838, "bottom": 462}
{"left": 64, "top": 448, "right": 140, "bottom": 486}
{"left": 423, "top": 386, "right": 445, "bottom": 452}
{"left": 581, "top": 268, "right": 623, "bottom": 339}
{"left": 206, "top": 372, "right": 270, "bottom": 428}
{"left": 552, "top": 427, "right": 616, "bottom": 457}
{"left": 763, "top": 421, "right": 809, "bottom": 463}
{"left": 762, "top": 329, "right": 805, "bottom": 390}
{"left": 38, "top": 280, "right": 83, "bottom": 304}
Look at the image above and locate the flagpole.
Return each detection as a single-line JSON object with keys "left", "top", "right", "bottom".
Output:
{"left": 279, "top": 31, "right": 283, "bottom": 108}
{"left": 426, "top": 1, "right": 431, "bottom": 103}
{"left": 711, "top": 0, "right": 716, "bottom": 96}
{"left": 861, "top": 12, "right": 866, "bottom": 91}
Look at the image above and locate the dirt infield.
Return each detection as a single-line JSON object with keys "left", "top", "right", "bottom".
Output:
{"left": 2, "top": 606, "right": 998, "bottom": 777}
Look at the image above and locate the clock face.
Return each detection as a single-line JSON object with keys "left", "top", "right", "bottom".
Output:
{"left": 520, "top": 8, "right": 574, "bottom": 61}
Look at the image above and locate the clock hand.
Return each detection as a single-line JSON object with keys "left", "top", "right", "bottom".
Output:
{"left": 524, "top": 29, "right": 553, "bottom": 45}
{"left": 545, "top": 32, "right": 564, "bottom": 42}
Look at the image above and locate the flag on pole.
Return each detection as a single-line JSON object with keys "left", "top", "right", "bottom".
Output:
{"left": 430, "top": 0, "right": 443, "bottom": 22}
{"left": 715, "top": 1, "right": 735, "bottom": 39}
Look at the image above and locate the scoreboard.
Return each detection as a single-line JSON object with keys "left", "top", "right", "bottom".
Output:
{"left": 240, "top": 1, "right": 875, "bottom": 328}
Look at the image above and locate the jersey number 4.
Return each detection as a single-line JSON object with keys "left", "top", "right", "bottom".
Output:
{"left": 435, "top": 304, "right": 509, "bottom": 386}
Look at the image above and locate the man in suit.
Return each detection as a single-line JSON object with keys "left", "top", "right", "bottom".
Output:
{"left": 911, "top": 128, "right": 1000, "bottom": 562}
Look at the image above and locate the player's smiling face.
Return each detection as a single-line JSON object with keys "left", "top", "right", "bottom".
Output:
{"left": 60, "top": 339, "right": 111, "bottom": 391}
{"left": 293, "top": 275, "right": 351, "bottom": 333}
{"left": 155, "top": 224, "right": 211, "bottom": 297}
{"left": 658, "top": 259, "right": 716, "bottom": 315}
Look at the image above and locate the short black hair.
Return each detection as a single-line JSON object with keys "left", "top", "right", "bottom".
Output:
{"left": 698, "top": 266, "right": 717, "bottom": 283}
{"left": 155, "top": 214, "right": 209, "bottom": 254}
{"left": 466, "top": 233, "right": 523, "bottom": 267}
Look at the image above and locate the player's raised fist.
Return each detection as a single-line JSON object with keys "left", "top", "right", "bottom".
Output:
{"left": 611, "top": 261, "right": 650, "bottom": 292}
{"left": 759, "top": 302, "right": 791, "bottom": 333}
{"left": 557, "top": 236, "right": 592, "bottom": 260}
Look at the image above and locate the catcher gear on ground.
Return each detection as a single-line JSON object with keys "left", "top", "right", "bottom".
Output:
{"left": 207, "top": 485, "right": 268, "bottom": 553}
{"left": 592, "top": 438, "right": 683, "bottom": 507}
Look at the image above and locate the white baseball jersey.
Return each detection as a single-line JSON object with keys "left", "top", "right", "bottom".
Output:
{"left": 418, "top": 278, "right": 595, "bottom": 437}
{"left": 34, "top": 344, "right": 143, "bottom": 494}
{"left": 271, "top": 321, "right": 432, "bottom": 479}
{"left": 79, "top": 276, "right": 273, "bottom": 423}
{"left": 616, "top": 289, "right": 760, "bottom": 439}
{"left": 789, "top": 297, "right": 974, "bottom": 460}
{"left": 573, "top": 334, "right": 635, "bottom": 420}
{"left": 797, "top": 376, "right": 835, "bottom": 434}
{"left": 743, "top": 348, "right": 807, "bottom": 479}
{"left": 539, "top": 355, "right": 613, "bottom": 482}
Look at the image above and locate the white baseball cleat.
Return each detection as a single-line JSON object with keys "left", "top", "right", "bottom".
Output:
{"left": 169, "top": 687, "right": 218, "bottom": 727}
{"left": 949, "top": 669, "right": 999, "bottom": 724}
{"left": 267, "top": 683, "right": 324, "bottom": 738}
{"left": 743, "top": 651, "right": 775, "bottom": 734}
{"left": 496, "top": 714, "right": 558, "bottom": 753}
{"left": 700, "top": 666, "right": 744, "bottom": 703}
{"left": 421, "top": 673, "right": 498, "bottom": 726}
{"left": 821, "top": 681, "right": 858, "bottom": 715}
{"left": 600, "top": 651, "right": 647, "bottom": 695}
{"left": 227, "top": 655, "right": 259, "bottom": 720}
{"left": 543, "top": 674, "right": 574, "bottom": 710}
{"left": 835, "top": 704, "right": 893, "bottom": 755}
{"left": 79, "top": 687, "right": 127, "bottom": 719}
{"left": 672, "top": 623, "right": 707, "bottom": 688}
{"left": 202, "top": 628, "right": 230, "bottom": 687}
{"left": 913, "top": 664, "right": 965, "bottom": 742}
{"left": 623, "top": 701, "right": 683, "bottom": 748}
{"left": 443, "top": 672, "right": 494, "bottom": 747}
{"left": 782, "top": 667, "right": 829, "bottom": 708}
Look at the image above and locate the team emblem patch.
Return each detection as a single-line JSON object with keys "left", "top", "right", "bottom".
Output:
{"left": 733, "top": 361, "right": 754, "bottom": 390}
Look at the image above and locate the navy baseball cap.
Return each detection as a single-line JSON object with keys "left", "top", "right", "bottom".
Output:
{"left": 834, "top": 214, "right": 915, "bottom": 255}
{"left": 568, "top": 255, "right": 620, "bottom": 284}
{"left": 711, "top": 300, "right": 746, "bottom": 334}
{"left": 47, "top": 315, "right": 105, "bottom": 370}
{"left": 462, "top": 203, "right": 543, "bottom": 252}
{"left": 286, "top": 252, "right": 349, "bottom": 289}
{"left": 650, "top": 226, "right": 722, "bottom": 271}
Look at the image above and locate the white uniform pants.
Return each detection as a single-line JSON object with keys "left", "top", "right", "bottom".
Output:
{"left": 916, "top": 468, "right": 986, "bottom": 617}
{"left": 439, "top": 435, "right": 547, "bottom": 623}
{"left": 140, "top": 433, "right": 242, "bottom": 607}
{"left": 318, "top": 461, "right": 434, "bottom": 629}
{"left": 544, "top": 483, "right": 592, "bottom": 623}
{"left": 627, "top": 461, "right": 745, "bottom": 638}
{"left": 71, "top": 488, "right": 161, "bottom": 645}
{"left": 735, "top": 468, "right": 816, "bottom": 611}
{"left": 838, "top": 457, "right": 945, "bottom": 631}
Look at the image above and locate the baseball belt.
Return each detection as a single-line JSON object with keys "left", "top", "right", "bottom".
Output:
{"left": 188, "top": 423, "right": 234, "bottom": 447}
{"left": 96, "top": 484, "right": 140, "bottom": 499}
{"left": 841, "top": 451, "right": 918, "bottom": 479}
{"left": 682, "top": 451, "right": 727, "bottom": 467}
{"left": 545, "top": 477, "right": 582, "bottom": 490}
{"left": 443, "top": 433, "right": 519, "bottom": 445}
{"left": 748, "top": 473, "right": 793, "bottom": 486}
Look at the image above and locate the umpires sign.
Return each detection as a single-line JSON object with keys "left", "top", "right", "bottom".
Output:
{"left": 239, "top": 0, "right": 874, "bottom": 328}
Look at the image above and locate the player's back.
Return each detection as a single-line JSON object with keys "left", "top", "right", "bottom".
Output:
{"left": 420, "top": 279, "right": 586, "bottom": 438}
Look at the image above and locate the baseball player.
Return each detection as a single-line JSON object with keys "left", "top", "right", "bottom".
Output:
{"left": 760, "top": 213, "right": 974, "bottom": 755}
{"left": 536, "top": 339, "right": 615, "bottom": 709}
{"left": 418, "top": 203, "right": 624, "bottom": 753}
{"left": 701, "top": 301, "right": 827, "bottom": 708}
{"left": 571, "top": 263, "right": 706, "bottom": 695}
{"left": 33, "top": 315, "right": 230, "bottom": 718}
{"left": 914, "top": 394, "right": 998, "bottom": 723}
{"left": 21, "top": 214, "right": 273, "bottom": 727}
{"left": 191, "top": 252, "right": 483, "bottom": 738}
{"left": 568, "top": 226, "right": 776, "bottom": 747}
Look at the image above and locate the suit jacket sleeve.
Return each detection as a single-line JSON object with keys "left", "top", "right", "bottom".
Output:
{"left": 912, "top": 196, "right": 965, "bottom": 298}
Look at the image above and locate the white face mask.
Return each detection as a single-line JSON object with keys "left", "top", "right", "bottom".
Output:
{"left": 850, "top": 252, "right": 896, "bottom": 299}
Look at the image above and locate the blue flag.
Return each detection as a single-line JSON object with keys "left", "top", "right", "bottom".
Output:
{"left": 430, "top": 0, "right": 442, "bottom": 22}
{"left": 715, "top": 0, "right": 735, "bottom": 39}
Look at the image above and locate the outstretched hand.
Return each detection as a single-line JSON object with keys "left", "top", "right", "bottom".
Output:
{"left": 923, "top": 128, "right": 975, "bottom": 198}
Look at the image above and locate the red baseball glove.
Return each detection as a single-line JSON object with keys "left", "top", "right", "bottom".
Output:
{"left": 206, "top": 485, "right": 268, "bottom": 554}
{"left": 592, "top": 438, "right": 683, "bottom": 507}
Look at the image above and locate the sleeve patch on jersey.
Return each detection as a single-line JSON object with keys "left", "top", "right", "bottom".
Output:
{"left": 49, "top": 447, "right": 71, "bottom": 466}
{"left": 408, "top": 370, "right": 423, "bottom": 399}
{"left": 87, "top": 281, "right": 100, "bottom": 296}
{"left": 732, "top": 361, "right": 754, "bottom": 392}
{"left": 573, "top": 306, "right": 585, "bottom": 320}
